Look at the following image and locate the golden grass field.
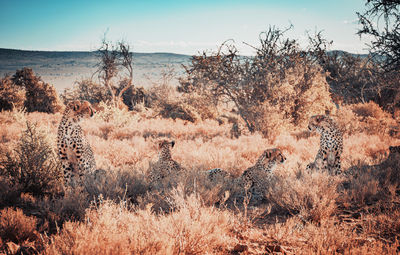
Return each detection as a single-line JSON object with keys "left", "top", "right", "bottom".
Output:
{"left": 0, "top": 99, "right": 399, "bottom": 254}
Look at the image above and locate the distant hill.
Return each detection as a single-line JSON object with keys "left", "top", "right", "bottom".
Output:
{"left": 0, "top": 48, "right": 369, "bottom": 91}
{"left": 0, "top": 48, "right": 191, "bottom": 91}
{"left": 327, "top": 50, "right": 369, "bottom": 59}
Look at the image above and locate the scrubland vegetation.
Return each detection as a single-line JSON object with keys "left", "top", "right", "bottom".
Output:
{"left": 1, "top": 1, "right": 400, "bottom": 253}
{"left": 0, "top": 93, "right": 399, "bottom": 254}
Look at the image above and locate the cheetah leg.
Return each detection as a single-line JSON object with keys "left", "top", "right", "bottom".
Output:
{"left": 308, "top": 150, "right": 325, "bottom": 172}
{"left": 333, "top": 155, "right": 342, "bottom": 175}
{"left": 327, "top": 150, "right": 342, "bottom": 175}
{"left": 58, "top": 147, "right": 73, "bottom": 185}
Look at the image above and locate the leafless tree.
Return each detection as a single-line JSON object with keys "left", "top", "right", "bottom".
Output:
{"left": 178, "top": 26, "right": 326, "bottom": 133}
{"left": 357, "top": 0, "right": 400, "bottom": 72}
{"left": 116, "top": 41, "right": 134, "bottom": 105}
{"left": 95, "top": 37, "right": 134, "bottom": 107}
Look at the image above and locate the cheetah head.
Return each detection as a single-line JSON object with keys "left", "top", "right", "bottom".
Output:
{"left": 257, "top": 148, "right": 286, "bottom": 172}
{"left": 66, "top": 100, "right": 95, "bottom": 122}
{"left": 158, "top": 139, "right": 175, "bottom": 159}
{"left": 308, "top": 115, "right": 331, "bottom": 133}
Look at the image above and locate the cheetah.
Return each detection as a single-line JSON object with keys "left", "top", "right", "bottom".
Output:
{"left": 235, "top": 148, "right": 286, "bottom": 198}
{"left": 57, "top": 100, "right": 96, "bottom": 187}
{"left": 306, "top": 114, "right": 343, "bottom": 175}
{"left": 148, "top": 139, "right": 183, "bottom": 185}
{"left": 206, "top": 168, "right": 229, "bottom": 182}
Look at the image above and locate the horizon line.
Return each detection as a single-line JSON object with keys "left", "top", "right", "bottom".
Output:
{"left": 0, "top": 47, "right": 369, "bottom": 57}
{"left": 0, "top": 47, "right": 193, "bottom": 56}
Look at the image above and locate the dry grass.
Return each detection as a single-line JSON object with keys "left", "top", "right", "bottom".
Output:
{"left": 0, "top": 207, "right": 38, "bottom": 244}
{"left": 0, "top": 101, "right": 399, "bottom": 254}
{"left": 46, "top": 187, "right": 239, "bottom": 255}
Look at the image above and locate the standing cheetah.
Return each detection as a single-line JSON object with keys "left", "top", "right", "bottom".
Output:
{"left": 148, "top": 139, "right": 183, "bottom": 185}
{"left": 306, "top": 114, "right": 343, "bottom": 175}
{"left": 57, "top": 100, "right": 96, "bottom": 187}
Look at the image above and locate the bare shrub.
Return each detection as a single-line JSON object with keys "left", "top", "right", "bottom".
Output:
{"left": 94, "top": 101, "right": 133, "bottom": 127}
{"left": 50, "top": 187, "right": 91, "bottom": 223}
{"left": 122, "top": 86, "right": 151, "bottom": 110}
{"left": 94, "top": 39, "right": 134, "bottom": 108}
{"left": 11, "top": 68, "right": 63, "bottom": 113}
{"left": 0, "top": 176, "right": 21, "bottom": 209}
{"left": 266, "top": 168, "right": 340, "bottom": 224}
{"left": 0, "top": 75, "right": 26, "bottom": 111}
{"left": 324, "top": 52, "right": 400, "bottom": 112}
{"left": 343, "top": 146, "right": 400, "bottom": 207}
{"left": 145, "top": 72, "right": 204, "bottom": 122}
{"left": 84, "top": 167, "right": 149, "bottom": 205}
{"left": 155, "top": 101, "right": 200, "bottom": 123}
{"left": 178, "top": 27, "right": 334, "bottom": 136}
{"left": 60, "top": 79, "right": 110, "bottom": 105}
{"left": 311, "top": 30, "right": 400, "bottom": 113}
{"left": 0, "top": 207, "right": 38, "bottom": 244}
{"left": 357, "top": 0, "right": 400, "bottom": 72}
{"left": 336, "top": 101, "right": 398, "bottom": 136}
{"left": 181, "top": 91, "right": 220, "bottom": 121}
{"left": 0, "top": 121, "right": 63, "bottom": 197}
{"left": 342, "top": 163, "right": 381, "bottom": 206}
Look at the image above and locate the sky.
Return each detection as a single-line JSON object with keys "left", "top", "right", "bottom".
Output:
{"left": 0, "top": 0, "right": 371, "bottom": 55}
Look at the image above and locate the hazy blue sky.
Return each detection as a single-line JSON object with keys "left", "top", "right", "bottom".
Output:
{"left": 0, "top": 0, "right": 370, "bottom": 55}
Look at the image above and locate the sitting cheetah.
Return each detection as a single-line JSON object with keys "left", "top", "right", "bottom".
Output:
{"left": 306, "top": 114, "right": 343, "bottom": 175}
{"left": 148, "top": 139, "right": 183, "bottom": 185}
{"left": 57, "top": 100, "right": 96, "bottom": 187}
{"left": 235, "top": 148, "right": 286, "bottom": 198}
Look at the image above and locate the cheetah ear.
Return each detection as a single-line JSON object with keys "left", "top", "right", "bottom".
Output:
{"left": 158, "top": 141, "right": 164, "bottom": 149}
{"left": 265, "top": 151, "right": 271, "bottom": 158}
{"left": 171, "top": 141, "right": 175, "bottom": 148}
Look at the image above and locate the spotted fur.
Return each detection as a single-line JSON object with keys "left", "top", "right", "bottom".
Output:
{"left": 235, "top": 148, "right": 286, "bottom": 195}
{"left": 206, "top": 168, "right": 229, "bottom": 181}
{"left": 148, "top": 139, "right": 183, "bottom": 184}
{"left": 57, "top": 100, "right": 96, "bottom": 187}
{"left": 306, "top": 115, "right": 343, "bottom": 175}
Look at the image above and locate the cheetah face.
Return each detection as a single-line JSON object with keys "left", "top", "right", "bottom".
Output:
{"left": 265, "top": 148, "right": 286, "bottom": 164}
{"left": 258, "top": 148, "right": 286, "bottom": 171}
{"left": 158, "top": 139, "right": 175, "bottom": 150}
{"left": 308, "top": 115, "right": 329, "bottom": 133}
{"left": 67, "top": 100, "right": 95, "bottom": 121}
